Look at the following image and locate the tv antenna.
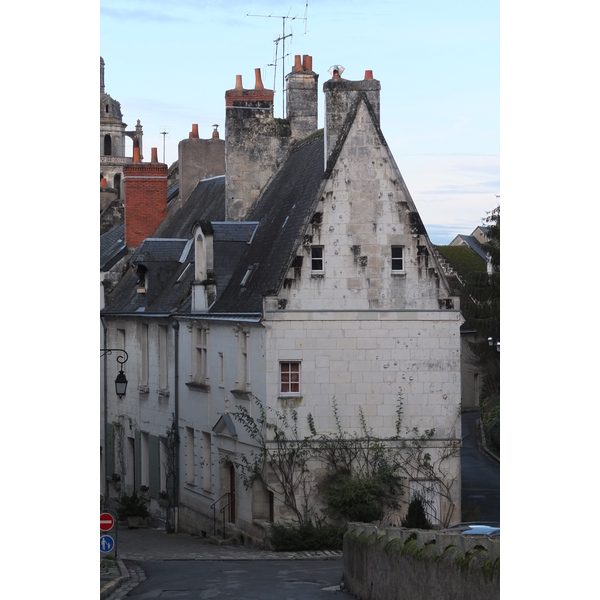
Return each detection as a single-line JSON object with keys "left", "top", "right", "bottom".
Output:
{"left": 247, "top": 3, "right": 308, "bottom": 117}
{"left": 159, "top": 126, "right": 170, "bottom": 164}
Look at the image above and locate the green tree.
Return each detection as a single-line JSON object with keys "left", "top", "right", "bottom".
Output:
{"left": 465, "top": 205, "right": 500, "bottom": 450}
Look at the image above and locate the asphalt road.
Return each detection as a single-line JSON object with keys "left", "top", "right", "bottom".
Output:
{"left": 126, "top": 559, "right": 353, "bottom": 599}
{"left": 461, "top": 410, "right": 500, "bottom": 523}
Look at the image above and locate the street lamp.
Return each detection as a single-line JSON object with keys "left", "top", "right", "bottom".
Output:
{"left": 487, "top": 337, "right": 500, "bottom": 352}
{"left": 100, "top": 348, "right": 129, "bottom": 397}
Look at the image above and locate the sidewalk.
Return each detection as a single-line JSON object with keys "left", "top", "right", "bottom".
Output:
{"left": 100, "top": 525, "right": 342, "bottom": 599}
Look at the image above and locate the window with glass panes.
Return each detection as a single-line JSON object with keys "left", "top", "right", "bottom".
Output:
{"left": 280, "top": 362, "right": 300, "bottom": 394}
{"left": 391, "top": 246, "right": 404, "bottom": 272}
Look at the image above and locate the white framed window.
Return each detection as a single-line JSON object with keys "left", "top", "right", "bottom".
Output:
{"left": 218, "top": 352, "right": 225, "bottom": 388}
{"left": 311, "top": 246, "right": 324, "bottom": 273}
{"left": 140, "top": 431, "right": 149, "bottom": 488}
{"left": 391, "top": 246, "right": 404, "bottom": 272}
{"left": 194, "top": 325, "right": 209, "bottom": 384}
{"left": 139, "top": 323, "right": 149, "bottom": 388}
{"left": 159, "top": 325, "right": 168, "bottom": 391}
{"left": 186, "top": 427, "right": 195, "bottom": 485}
{"left": 235, "top": 327, "right": 250, "bottom": 391}
{"left": 202, "top": 432, "right": 212, "bottom": 491}
{"left": 280, "top": 361, "right": 300, "bottom": 395}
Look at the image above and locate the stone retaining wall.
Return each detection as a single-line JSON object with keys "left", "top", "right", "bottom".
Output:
{"left": 343, "top": 523, "right": 499, "bottom": 600}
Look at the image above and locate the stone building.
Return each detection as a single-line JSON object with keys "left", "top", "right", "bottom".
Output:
{"left": 101, "top": 55, "right": 463, "bottom": 540}
{"left": 100, "top": 56, "right": 143, "bottom": 199}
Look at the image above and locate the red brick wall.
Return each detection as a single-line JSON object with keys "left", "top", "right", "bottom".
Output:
{"left": 124, "top": 162, "right": 168, "bottom": 248}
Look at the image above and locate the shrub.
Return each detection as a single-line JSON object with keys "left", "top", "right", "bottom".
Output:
{"left": 117, "top": 491, "right": 149, "bottom": 520}
{"left": 320, "top": 470, "right": 399, "bottom": 523}
{"left": 401, "top": 496, "right": 433, "bottom": 529}
{"left": 269, "top": 521, "right": 345, "bottom": 552}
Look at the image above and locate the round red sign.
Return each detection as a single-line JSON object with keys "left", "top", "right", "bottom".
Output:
{"left": 100, "top": 512, "right": 115, "bottom": 531}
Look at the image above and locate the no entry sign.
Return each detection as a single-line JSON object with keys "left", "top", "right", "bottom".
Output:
{"left": 100, "top": 512, "right": 115, "bottom": 531}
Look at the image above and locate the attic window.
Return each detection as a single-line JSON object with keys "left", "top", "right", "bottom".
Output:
{"left": 311, "top": 246, "right": 324, "bottom": 273}
{"left": 241, "top": 263, "right": 258, "bottom": 287}
{"left": 391, "top": 246, "right": 404, "bottom": 273}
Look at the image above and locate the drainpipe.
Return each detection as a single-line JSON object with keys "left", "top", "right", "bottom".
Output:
{"left": 172, "top": 321, "right": 180, "bottom": 533}
{"left": 101, "top": 317, "right": 109, "bottom": 501}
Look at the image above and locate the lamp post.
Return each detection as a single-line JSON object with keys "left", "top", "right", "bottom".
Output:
{"left": 101, "top": 348, "right": 129, "bottom": 500}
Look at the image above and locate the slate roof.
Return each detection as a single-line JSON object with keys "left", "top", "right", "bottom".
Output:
{"left": 101, "top": 176, "right": 227, "bottom": 316}
{"left": 100, "top": 223, "right": 126, "bottom": 271}
{"left": 207, "top": 131, "right": 325, "bottom": 314}
{"left": 452, "top": 235, "right": 488, "bottom": 262}
{"left": 161, "top": 176, "right": 226, "bottom": 239}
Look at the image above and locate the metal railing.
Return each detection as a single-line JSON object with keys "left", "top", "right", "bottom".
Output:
{"left": 210, "top": 492, "right": 234, "bottom": 539}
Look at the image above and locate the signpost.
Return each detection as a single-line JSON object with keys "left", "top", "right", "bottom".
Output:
{"left": 100, "top": 510, "right": 118, "bottom": 557}
{"left": 100, "top": 512, "right": 115, "bottom": 531}
{"left": 100, "top": 535, "right": 115, "bottom": 553}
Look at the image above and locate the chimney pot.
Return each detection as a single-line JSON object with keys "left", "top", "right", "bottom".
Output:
{"left": 294, "top": 55, "right": 302, "bottom": 72}
{"left": 365, "top": 70, "right": 373, "bottom": 80}
{"left": 151, "top": 147, "right": 158, "bottom": 163}
{"left": 254, "top": 68, "right": 264, "bottom": 90}
{"left": 303, "top": 55, "right": 312, "bottom": 71}
{"left": 235, "top": 74, "right": 243, "bottom": 90}
{"left": 212, "top": 124, "right": 219, "bottom": 139}
{"left": 133, "top": 146, "right": 141, "bottom": 163}
{"left": 191, "top": 123, "right": 199, "bottom": 139}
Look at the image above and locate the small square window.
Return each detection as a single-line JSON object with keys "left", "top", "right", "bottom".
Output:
{"left": 391, "top": 246, "right": 404, "bottom": 272}
{"left": 311, "top": 246, "right": 324, "bottom": 273}
{"left": 280, "top": 362, "right": 300, "bottom": 394}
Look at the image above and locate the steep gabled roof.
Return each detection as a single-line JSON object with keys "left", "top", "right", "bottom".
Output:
{"left": 101, "top": 176, "right": 226, "bottom": 316}
{"left": 160, "top": 176, "right": 226, "bottom": 238}
{"left": 208, "top": 131, "right": 325, "bottom": 314}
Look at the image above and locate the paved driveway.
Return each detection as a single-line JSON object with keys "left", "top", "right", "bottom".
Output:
{"left": 461, "top": 410, "right": 500, "bottom": 522}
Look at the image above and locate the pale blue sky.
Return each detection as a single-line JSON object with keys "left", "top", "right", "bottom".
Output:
{"left": 100, "top": 0, "right": 499, "bottom": 244}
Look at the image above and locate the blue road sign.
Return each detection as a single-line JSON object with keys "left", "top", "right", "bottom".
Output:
{"left": 100, "top": 534, "right": 115, "bottom": 553}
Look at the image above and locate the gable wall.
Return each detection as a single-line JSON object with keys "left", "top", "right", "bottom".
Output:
{"left": 280, "top": 101, "right": 449, "bottom": 312}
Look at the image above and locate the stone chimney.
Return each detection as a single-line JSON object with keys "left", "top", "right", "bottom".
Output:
{"left": 286, "top": 54, "right": 319, "bottom": 141}
{"left": 323, "top": 68, "right": 381, "bottom": 164}
{"left": 124, "top": 148, "right": 168, "bottom": 248}
{"left": 225, "top": 69, "right": 291, "bottom": 221}
{"left": 178, "top": 125, "right": 226, "bottom": 205}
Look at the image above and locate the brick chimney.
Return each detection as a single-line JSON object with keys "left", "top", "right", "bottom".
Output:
{"left": 323, "top": 68, "right": 381, "bottom": 164}
{"left": 286, "top": 54, "right": 319, "bottom": 141}
{"left": 124, "top": 147, "right": 168, "bottom": 248}
{"left": 225, "top": 69, "right": 291, "bottom": 221}
{"left": 178, "top": 125, "right": 225, "bottom": 204}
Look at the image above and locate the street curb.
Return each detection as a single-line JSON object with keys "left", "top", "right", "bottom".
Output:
{"left": 100, "top": 558, "right": 129, "bottom": 600}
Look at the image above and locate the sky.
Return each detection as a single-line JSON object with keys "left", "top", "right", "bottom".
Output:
{"left": 100, "top": 0, "right": 500, "bottom": 244}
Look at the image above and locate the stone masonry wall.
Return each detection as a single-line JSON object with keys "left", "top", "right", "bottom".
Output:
{"left": 343, "top": 523, "right": 499, "bottom": 600}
